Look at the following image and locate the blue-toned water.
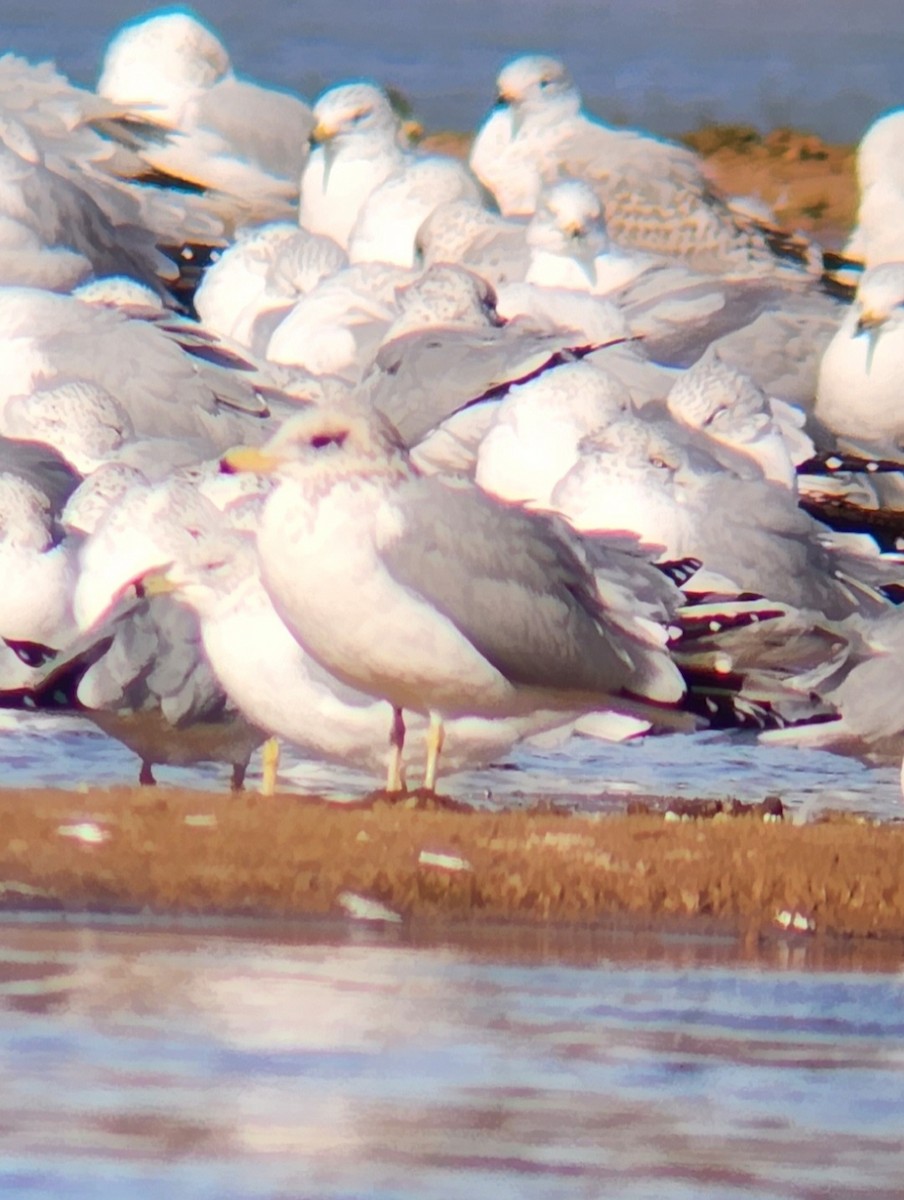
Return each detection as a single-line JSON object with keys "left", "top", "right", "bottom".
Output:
{"left": 1, "top": 0, "right": 903, "bottom": 144}
{"left": 1, "top": 709, "right": 901, "bottom": 820}
{"left": 1, "top": 918, "right": 903, "bottom": 1199}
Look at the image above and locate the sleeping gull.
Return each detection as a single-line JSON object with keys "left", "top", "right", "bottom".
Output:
{"left": 551, "top": 415, "right": 904, "bottom": 620}
{"left": 0, "top": 437, "right": 81, "bottom": 689}
{"left": 222, "top": 402, "right": 687, "bottom": 791}
{"left": 0, "top": 51, "right": 231, "bottom": 295}
{"left": 362, "top": 264, "right": 603, "bottom": 446}
{"left": 194, "top": 222, "right": 347, "bottom": 352}
{"left": 475, "top": 360, "right": 633, "bottom": 507}
{"left": 98, "top": 8, "right": 314, "bottom": 229}
{"left": 0, "top": 284, "right": 281, "bottom": 455}
{"left": 415, "top": 199, "right": 530, "bottom": 289}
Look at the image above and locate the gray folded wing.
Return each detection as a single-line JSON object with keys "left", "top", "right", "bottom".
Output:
{"left": 380, "top": 476, "right": 654, "bottom": 698}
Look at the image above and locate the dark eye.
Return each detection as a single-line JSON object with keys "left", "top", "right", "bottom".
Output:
{"left": 310, "top": 432, "right": 348, "bottom": 450}
{"left": 6, "top": 638, "right": 56, "bottom": 668}
{"left": 351, "top": 109, "right": 369, "bottom": 124}
{"left": 702, "top": 406, "right": 728, "bottom": 428}
{"left": 539, "top": 78, "right": 550, "bottom": 89}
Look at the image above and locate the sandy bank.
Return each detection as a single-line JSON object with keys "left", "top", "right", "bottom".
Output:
{"left": 0, "top": 787, "right": 900, "bottom": 940}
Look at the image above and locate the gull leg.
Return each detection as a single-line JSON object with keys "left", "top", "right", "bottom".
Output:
{"left": 139, "top": 760, "right": 156, "bottom": 787}
{"left": 387, "top": 707, "right": 406, "bottom": 793}
{"left": 423, "top": 711, "right": 445, "bottom": 793}
{"left": 260, "top": 737, "right": 280, "bottom": 797}
{"left": 231, "top": 761, "right": 247, "bottom": 792}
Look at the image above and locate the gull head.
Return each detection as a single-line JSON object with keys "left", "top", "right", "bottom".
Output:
{"left": 667, "top": 352, "right": 770, "bottom": 436}
{"left": 388, "top": 264, "right": 503, "bottom": 336}
{"left": 853, "top": 261, "right": 904, "bottom": 335}
{"left": 73, "top": 480, "right": 226, "bottom": 633}
{"left": 528, "top": 180, "right": 609, "bottom": 260}
{"left": 495, "top": 54, "right": 579, "bottom": 116}
{"left": 138, "top": 529, "right": 258, "bottom": 620}
{"left": 0, "top": 475, "right": 54, "bottom": 551}
{"left": 221, "top": 402, "right": 413, "bottom": 487}
{"left": 310, "top": 82, "right": 399, "bottom": 148}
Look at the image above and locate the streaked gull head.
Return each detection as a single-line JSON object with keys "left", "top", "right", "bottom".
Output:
{"left": 98, "top": 10, "right": 232, "bottom": 105}
{"left": 311, "top": 81, "right": 399, "bottom": 147}
{"left": 496, "top": 54, "right": 580, "bottom": 116}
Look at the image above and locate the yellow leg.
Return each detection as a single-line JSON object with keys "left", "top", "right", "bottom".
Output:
{"left": 386, "top": 707, "right": 406, "bottom": 793}
{"left": 260, "top": 737, "right": 280, "bottom": 796}
{"left": 423, "top": 711, "right": 445, "bottom": 792}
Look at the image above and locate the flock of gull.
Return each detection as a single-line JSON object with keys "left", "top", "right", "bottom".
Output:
{"left": 5, "top": 8, "right": 904, "bottom": 795}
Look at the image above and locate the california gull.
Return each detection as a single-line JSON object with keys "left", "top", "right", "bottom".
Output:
{"left": 222, "top": 401, "right": 687, "bottom": 791}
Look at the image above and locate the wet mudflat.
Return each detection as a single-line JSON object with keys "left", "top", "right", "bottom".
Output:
{"left": 0, "top": 783, "right": 902, "bottom": 940}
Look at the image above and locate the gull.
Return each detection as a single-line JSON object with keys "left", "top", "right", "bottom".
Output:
{"left": 844, "top": 108, "right": 904, "bottom": 267}
{"left": 133, "top": 524, "right": 578, "bottom": 787}
{"left": 470, "top": 54, "right": 798, "bottom": 276}
{"left": 265, "top": 262, "right": 413, "bottom": 380}
{"left": 301, "top": 80, "right": 477, "bottom": 261}
{"left": 815, "top": 261, "right": 904, "bottom": 456}
{"left": 475, "top": 360, "right": 633, "bottom": 507}
{"left": 299, "top": 82, "right": 408, "bottom": 248}
{"left": 415, "top": 199, "right": 530, "bottom": 289}
{"left": 525, "top": 179, "right": 658, "bottom": 294}
{"left": 0, "top": 285, "right": 280, "bottom": 456}
{"left": 97, "top": 9, "right": 314, "bottom": 229}
{"left": 194, "top": 222, "right": 347, "bottom": 352}
{"left": 349, "top": 156, "right": 481, "bottom": 268}
{"left": 363, "top": 264, "right": 601, "bottom": 446}
{"left": 71, "top": 477, "right": 267, "bottom": 789}
{"left": 761, "top": 606, "right": 904, "bottom": 771}
{"left": 0, "top": 438, "right": 81, "bottom": 694}
{"left": 665, "top": 350, "right": 810, "bottom": 490}
{"left": 222, "top": 401, "right": 687, "bottom": 792}
{"left": 551, "top": 415, "right": 903, "bottom": 620}
{"left": 0, "top": 51, "right": 226, "bottom": 294}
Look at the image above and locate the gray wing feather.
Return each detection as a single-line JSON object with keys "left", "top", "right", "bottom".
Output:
{"left": 381, "top": 478, "right": 642, "bottom": 696}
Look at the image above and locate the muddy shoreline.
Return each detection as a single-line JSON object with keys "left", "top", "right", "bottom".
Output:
{"left": 1, "top": 786, "right": 901, "bottom": 940}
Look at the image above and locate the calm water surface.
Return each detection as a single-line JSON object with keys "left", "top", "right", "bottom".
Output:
{"left": 2, "top": 0, "right": 904, "bottom": 142}
{"left": 1, "top": 917, "right": 903, "bottom": 1199}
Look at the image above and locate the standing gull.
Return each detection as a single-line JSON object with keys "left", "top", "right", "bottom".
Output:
{"left": 223, "top": 403, "right": 686, "bottom": 791}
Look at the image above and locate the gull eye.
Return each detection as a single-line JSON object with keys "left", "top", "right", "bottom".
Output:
{"left": 650, "top": 455, "right": 671, "bottom": 471}
{"left": 702, "top": 406, "right": 728, "bottom": 428}
{"left": 310, "top": 431, "right": 348, "bottom": 450}
{"left": 6, "top": 639, "right": 55, "bottom": 668}
{"left": 350, "top": 108, "right": 369, "bottom": 125}
{"left": 539, "top": 78, "right": 551, "bottom": 89}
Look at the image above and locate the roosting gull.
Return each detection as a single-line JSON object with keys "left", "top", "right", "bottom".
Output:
{"left": 223, "top": 402, "right": 686, "bottom": 792}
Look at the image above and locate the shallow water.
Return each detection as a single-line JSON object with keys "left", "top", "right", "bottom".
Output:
{"left": 2, "top": 0, "right": 903, "bottom": 143}
{"left": 1, "top": 708, "right": 901, "bottom": 820}
{"left": 0, "top": 916, "right": 902, "bottom": 1199}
